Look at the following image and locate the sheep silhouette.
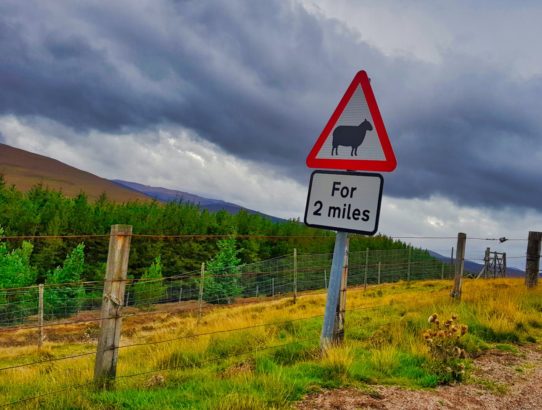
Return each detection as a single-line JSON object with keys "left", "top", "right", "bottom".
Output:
{"left": 331, "top": 119, "right": 373, "bottom": 156}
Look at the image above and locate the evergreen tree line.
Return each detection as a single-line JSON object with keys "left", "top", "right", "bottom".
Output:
{"left": 0, "top": 178, "right": 415, "bottom": 283}
{"left": 0, "top": 179, "right": 438, "bottom": 323}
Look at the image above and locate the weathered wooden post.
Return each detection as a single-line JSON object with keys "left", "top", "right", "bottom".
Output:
{"left": 525, "top": 231, "right": 542, "bottom": 288}
{"left": 198, "top": 262, "right": 205, "bottom": 318}
{"left": 364, "top": 248, "right": 369, "bottom": 290}
{"left": 272, "top": 278, "right": 275, "bottom": 297}
{"left": 293, "top": 248, "right": 298, "bottom": 304}
{"left": 94, "top": 224, "right": 132, "bottom": 388}
{"left": 450, "top": 233, "right": 466, "bottom": 299}
{"left": 407, "top": 247, "right": 412, "bottom": 282}
{"left": 440, "top": 263, "right": 445, "bottom": 280}
{"left": 38, "top": 284, "right": 44, "bottom": 349}
{"left": 333, "top": 236, "right": 349, "bottom": 342}
{"left": 493, "top": 251, "right": 498, "bottom": 278}
{"left": 377, "top": 262, "right": 381, "bottom": 284}
{"left": 482, "top": 247, "right": 490, "bottom": 278}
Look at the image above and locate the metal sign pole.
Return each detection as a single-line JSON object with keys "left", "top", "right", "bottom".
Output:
{"left": 320, "top": 231, "right": 348, "bottom": 349}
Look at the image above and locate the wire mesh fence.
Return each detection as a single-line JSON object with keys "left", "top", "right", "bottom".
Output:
{"left": 0, "top": 247, "right": 455, "bottom": 329}
{"left": 0, "top": 233, "right": 532, "bottom": 408}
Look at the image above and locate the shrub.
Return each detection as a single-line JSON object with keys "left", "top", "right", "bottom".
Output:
{"left": 44, "top": 244, "right": 85, "bottom": 318}
{"left": 423, "top": 313, "right": 468, "bottom": 384}
{"left": 134, "top": 256, "right": 167, "bottom": 307}
{"left": 0, "top": 231, "right": 37, "bottom": 324}
{"left": 204, "top": 238, "right": 242, "bottom": 304}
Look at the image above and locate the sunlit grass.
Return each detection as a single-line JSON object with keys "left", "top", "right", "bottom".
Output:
{"left": 1, "top": 278, "right": 541, "bottom": 408}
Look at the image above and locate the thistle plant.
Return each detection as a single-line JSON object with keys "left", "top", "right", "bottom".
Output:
{"left": 423, "top": 313, "right": 468, "bottom": 383}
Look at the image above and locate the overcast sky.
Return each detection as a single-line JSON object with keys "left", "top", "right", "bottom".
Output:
{"left": 1, "top": 0, "right": 541, "bottom": 267}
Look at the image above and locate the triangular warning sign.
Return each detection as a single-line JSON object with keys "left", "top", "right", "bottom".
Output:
{"left": 306, "top": 70, "right": 397, "bottom": 172}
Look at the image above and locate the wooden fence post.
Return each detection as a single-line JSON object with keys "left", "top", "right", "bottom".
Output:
{"left": 94, "top": 224, "right": 132, "bottom": 388}
{"left": 525, "top": 231, "right": 542, "bottom": 288}
{"left": 407, "top": 247, "right": 412, "bottom": 282}
{"left": 38, "top": 284, "right": 44, "bottom": 349}
{"left": 364, "top": 248, "right": 369, "bottom": 290}
{"left": 441, "top": 263, "right": 444, "bottom": 280}
{"left": 451, "top": 233, "right": 466, "bottom": 299}
{"left": 272, "top": 278, "right": 275, "bottom": 297}
{"left": 377, "top": 262, "right": 381, "bottom": 285}
{"left": 293, "top": 248, "right": 298, "bottom": 304}
{"left": 198, "top": 262, "right": 205, "bottom": 318}
{"left": 482, "top": 247, "right": 490, "bottom": 278}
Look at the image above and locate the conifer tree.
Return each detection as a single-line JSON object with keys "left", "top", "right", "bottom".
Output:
{"left": 204, "top": 238, "right": 242, "bottom": 304}
{"left": 134, "top": 256, "right": 166, "bottom": 307}
{"left": 45, "top": 243, "right": 85, "bottom": 318}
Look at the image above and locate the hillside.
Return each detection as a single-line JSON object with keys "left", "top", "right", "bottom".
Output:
{"left": 113, "top": 179, "right": 284, "bottom": 222}
{"left": 0, "top": 143, "right": 149, "bottom": 202}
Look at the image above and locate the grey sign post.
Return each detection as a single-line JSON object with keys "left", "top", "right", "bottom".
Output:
{"left": 304, "top": 170, "right": 383, "bottom": 349}
{"left": 320, "top": 231, "right": 348, "bottom": 347}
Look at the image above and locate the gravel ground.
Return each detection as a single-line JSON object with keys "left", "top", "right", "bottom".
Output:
{"left": 297, "top": 345, "right": 542, "bottom": 410}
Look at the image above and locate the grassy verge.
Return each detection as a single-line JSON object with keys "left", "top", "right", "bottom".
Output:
{"left": 1, "top": 278, "right": 541, "bottom": 409}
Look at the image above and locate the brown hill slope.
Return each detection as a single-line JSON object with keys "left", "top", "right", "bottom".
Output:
{"left": 0, "top": 143, "right": 150, "bottom": 202}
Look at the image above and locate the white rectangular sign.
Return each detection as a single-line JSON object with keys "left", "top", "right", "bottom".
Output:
{"left": 304, "top": 171, "right": 383, "bottom": 235}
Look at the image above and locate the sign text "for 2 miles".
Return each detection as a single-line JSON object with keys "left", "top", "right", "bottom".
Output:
{"left": 304, "top": 171, "right": 383, "bottom": 235}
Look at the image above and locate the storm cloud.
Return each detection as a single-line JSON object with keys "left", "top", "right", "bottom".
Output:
{"left": 1, "top": 0, "right": 541, "bottom": 210}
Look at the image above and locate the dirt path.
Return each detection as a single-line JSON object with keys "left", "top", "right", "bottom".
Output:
{"left": 297, "top": 345, "right": 542, "bottom": 410}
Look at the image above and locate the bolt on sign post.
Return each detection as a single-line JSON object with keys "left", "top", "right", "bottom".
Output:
{"left": 304, "top": 70, "right": 397, "bottom": 349}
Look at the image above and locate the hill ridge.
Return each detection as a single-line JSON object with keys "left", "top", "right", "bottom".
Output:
{"left": 0, "top": 143, "right": 149, "bottom": 202}
{"left": 113, "top": 179, "right": 284, "bottom": 222}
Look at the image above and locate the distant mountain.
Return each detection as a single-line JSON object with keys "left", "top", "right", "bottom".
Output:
{"left": 113, "top": 180, "right": 284, "bottom": 222}
{"left": 0, "top": 143, "right": 149, "bottom": 202}
{"left": 428, "top": 250, "right": 524, "bottom": 277}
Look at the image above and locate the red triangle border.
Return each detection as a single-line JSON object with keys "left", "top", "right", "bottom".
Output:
{"left": 306, "top": 70, "right": 397, "bottom": 172}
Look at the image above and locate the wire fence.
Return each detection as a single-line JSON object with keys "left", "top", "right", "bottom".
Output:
{"left": 0, "top": 232, "right": 536, "bottom": 408}
{"left": 0, "top": 247, "right": 455, "bottom": 329}
{"left": 0, "top": 302, "right": 388, "bottom": 408}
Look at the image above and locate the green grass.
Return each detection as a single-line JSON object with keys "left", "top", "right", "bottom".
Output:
{"left": 1, "top": 278, "right": 541, "bottom": 409}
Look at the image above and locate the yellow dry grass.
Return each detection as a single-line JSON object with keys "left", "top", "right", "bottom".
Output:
{"left": 0, "top": 278, "right": 540, "bottom": 409}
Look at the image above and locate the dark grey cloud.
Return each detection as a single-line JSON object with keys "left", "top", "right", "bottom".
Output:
{"left": 1, "top": 0, "right": 541, "bottom": 211}
{"left": 383, "top": 67, "right": 542, "bottom": 210}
